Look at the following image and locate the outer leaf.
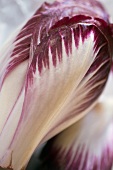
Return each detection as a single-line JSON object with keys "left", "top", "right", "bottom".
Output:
{"left": 0, "top": 0, "right": 112, "bottom": 169}
{"left": 39, "top": 74, "right": 113, "bottom": 170}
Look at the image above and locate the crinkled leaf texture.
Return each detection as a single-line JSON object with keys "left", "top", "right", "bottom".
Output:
{"left": 0, "top": 0, "right": 112, "bottom": 169}
{"left": 40, "top": 72, "right": 113, "bottom": 170}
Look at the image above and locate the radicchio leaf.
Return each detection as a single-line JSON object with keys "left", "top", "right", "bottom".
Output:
{"left": 0, "top": 0, "right": 113, "bottom": 169}
{"left": 39, "top": 74, "right": 113, "bottom": 170}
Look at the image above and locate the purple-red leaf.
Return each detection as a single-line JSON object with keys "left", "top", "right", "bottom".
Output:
{"left": 39, "top": 74, "right": 113, "bottom": 170}
{"left": 0, "top": 0, "right": 113, "bottom": 169}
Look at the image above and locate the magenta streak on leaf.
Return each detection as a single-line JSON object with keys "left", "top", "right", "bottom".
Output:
{"left": 40, "top": 20, "right": 112, "bottom": 144}
{"left": 29, "top": 19, "right": 111, "bottom": 77}
{"left": 9, "top": 1, "right": 112, "bottom": 154}
{"left": 0, "top": 0, "right": 113, "bottom": 169}
{"left": 0, "top": 0, "right": 111, "bottom": 83}
{"left": 39, "top": 89, "right": 113, "bottom": 170}
{"left": 8, "top": 20, "right": 111, "bottom": 155}
{"left": 40, "top": 139, "right": 113, "bottom": 170}
{"left": 3, "top": 0, "right": 111, "bottom": 81}
{"left": 0, "top": 87, "right": 24, "bottom": 136}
